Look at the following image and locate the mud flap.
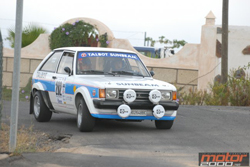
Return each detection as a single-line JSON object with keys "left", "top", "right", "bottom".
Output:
{"left": 29, "top": 92, "right": 34, "bottom": 114}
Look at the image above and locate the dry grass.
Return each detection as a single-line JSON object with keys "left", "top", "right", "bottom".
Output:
{"left": 0, "top": 123, "right": 53, "bottom": 156}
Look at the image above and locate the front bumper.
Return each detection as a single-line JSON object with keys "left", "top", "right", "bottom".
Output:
{"left": 93, "top": 99, "right": 179, "bottom": 110}
{"left": 92, "top": 99, "right": 179, "bottom": 120}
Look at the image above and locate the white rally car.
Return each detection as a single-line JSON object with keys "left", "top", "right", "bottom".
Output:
{"left": 30, "top": 47, "right": 179, "bottom": 132}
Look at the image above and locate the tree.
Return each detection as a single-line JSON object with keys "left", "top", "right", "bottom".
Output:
{"left": 145, "top": 37, "right": 152, "bottom": 46}
{"left": 49, "top": 20, "right": 98, "bottom": 50}
{"left": 158, "top": 36, "right": 165, "bottom": 43}
{"left": 158, "top": 36, "right": 173, "bottom": 46}
{"left": 172, "top": 39, "right": 187, "bottom": 49}
{"left": 145, "top": 36, "right": 186, "bottom": 49}
{"left": 5, "top": 23, "right": 48, "bottom": 48}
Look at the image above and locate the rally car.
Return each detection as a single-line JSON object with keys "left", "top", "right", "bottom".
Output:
{"left": 30, "top": 47, "right": 179, "bottom": 132}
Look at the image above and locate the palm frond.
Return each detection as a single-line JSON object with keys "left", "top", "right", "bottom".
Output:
{"left": 5, "top": 23, "right": 48, "bottom": 48}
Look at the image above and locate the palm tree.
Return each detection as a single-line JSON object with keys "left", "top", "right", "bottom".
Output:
{"left": 5, "top": 23, "right": 48, "bottom": 48}
{"left": 150, "top": 40, "right": 156, "bottom": 47}
{"left": 172, "top": 39, "right": 187, "bottom": 49}
{"left": 163, "top": 38, "right": 172, "bottom": 45}
{"left": 158, "top": 36, "right": 165, "bottom": 44}
{"left": 145, "top": 37, "right": 152, "bottom": 46}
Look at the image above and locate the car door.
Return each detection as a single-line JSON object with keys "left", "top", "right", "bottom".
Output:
{"left": 38, "top": 50, "right": 63, "bottom": 108}
{"left": 51, "top": 51, "right": 75, "bottom": 113}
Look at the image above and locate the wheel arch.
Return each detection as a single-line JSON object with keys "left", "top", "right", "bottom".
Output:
{"left": 74, "top": 86, "right": 96, "bottom": 114}
{"left": 75, "top": 92, "right": 83, "bottom": 107}
{"left": 32, "top": 82, "right": 45, "bottom": 95}
{"left": 30, "top": 82, "right": 52, "bottom": 114}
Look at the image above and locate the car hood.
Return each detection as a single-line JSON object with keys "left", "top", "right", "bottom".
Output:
{"left": 76, "top": 75, "right": 176, "bottom": 91}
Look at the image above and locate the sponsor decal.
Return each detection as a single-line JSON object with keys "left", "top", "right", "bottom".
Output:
{"left": 78, "top": 52, "right": 138, "bottom": 60}
{"left": 119, "top": 108, "right": 128, "bottom": 114}
{"left": 116, "top": 83, "right": 159, "bottom": 87}
{"left": 92, "top": 89, "right": 96, "bottom": 96}
{"left": 126, "top": 93, "right": 135, "bottom": 99}
{"left": 152, "top": 93, "right": 160, "bottom": 99}
{"left": 73, "top": 86, "right": 77, "bottom": 93}
{"left": 81, "top": 53, "right": 87, "bottom": 57}
{"left": 57, "top": 98, "right": 62, "bottom": 104}
{"left": 199, "top": 152, "right": 249, "bottom": 166}
{"left": 63, "top": 96, "right": 72, "bottom": 102}
{"left": 36, "top": 72, "right": 47, "bottom": 79}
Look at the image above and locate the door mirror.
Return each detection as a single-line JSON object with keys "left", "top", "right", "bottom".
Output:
{"left": 64, "top": 67, "right": 71, "bottom": 76}
{"left": 150, "top": 71, "right": 155, "bottom": 77}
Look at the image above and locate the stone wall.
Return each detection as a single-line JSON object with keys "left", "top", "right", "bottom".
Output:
{"left": 150, "top": 67, "right": 198, "bottom": 92}
{"left": 3, "top": 57, "right": 42, "bottom": 88}
{"left": 3, "top": 56, "right": 198, "bottom": 91}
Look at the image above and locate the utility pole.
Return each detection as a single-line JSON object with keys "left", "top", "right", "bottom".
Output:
{"left": 221, "top": 0, "right": 229, "bottom": 84}
{"left": 144, "top": 32, "right": 146, "bottom": 46}
{"left": 0, "top": 30, "right": 3, "bottom": 130}
{"left": 9, "top": 0, "right": 23, "bottom": 152}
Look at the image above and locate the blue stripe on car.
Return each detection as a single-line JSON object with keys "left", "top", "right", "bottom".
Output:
{"left": 33, "top": 79, "right": 55, "bottom": 92}
{"left": 91, "top": 114, "right": 176, "bottom": 120}
{"left": 65, "top": 82, "right": 99, "bottom": 98}
{"left": 33, "top": 79, "right": 99, "bottom": 98}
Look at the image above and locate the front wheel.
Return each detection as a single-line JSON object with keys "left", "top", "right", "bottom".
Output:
{"left": 33, "top": 91, "right": 52, "bottom": 122}
{"left": 155, "top": 120, "right": 174, "bottom": 129}
{"left": 77, "top": 98, "right": 95, "bottom": 132}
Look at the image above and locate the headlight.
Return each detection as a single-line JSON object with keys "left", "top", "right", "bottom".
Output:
{"left": 160, "top": 91, "right": 171, "bottom": 101}
{"left": 106, "top": 89, "right": 119, "bottom": 99}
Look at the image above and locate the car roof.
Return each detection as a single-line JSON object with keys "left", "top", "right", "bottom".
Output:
{"left": 134, "top": 46, "right": 156, "bottom": 51}
{"left": 54, "top": 47, "right": 136, "bottom": 54}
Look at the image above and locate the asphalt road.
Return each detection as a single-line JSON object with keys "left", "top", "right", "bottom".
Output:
{"left": 1, "top": 101, "right": 250, "bottom": 167}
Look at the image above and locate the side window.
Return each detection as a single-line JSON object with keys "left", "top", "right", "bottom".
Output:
{"left": 57, "top": 52, "right": 74, "bottom": 74}
{"left": 40, "top": 51, "right": 62, "bottom": 72}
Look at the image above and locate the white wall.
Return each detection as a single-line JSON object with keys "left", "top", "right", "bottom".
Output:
{"left": 216, "top": 26, "right": 250, "bottom": 76}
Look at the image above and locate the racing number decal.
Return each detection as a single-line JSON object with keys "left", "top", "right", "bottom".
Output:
{"left": 56, "top": 81, "right": 63, "bottom": 96}
{"left": 55, "top": 77, "right": 66, "bottom": 104}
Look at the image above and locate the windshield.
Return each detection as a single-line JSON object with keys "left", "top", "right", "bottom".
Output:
{"left": 76, "top": 51, "right": 150, "bottom": 77}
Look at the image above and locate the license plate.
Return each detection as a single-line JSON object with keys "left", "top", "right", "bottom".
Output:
{"left": 130, "top": 110, "right": 147, "bottom": 116}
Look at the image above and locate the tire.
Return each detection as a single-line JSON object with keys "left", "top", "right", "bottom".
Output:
{"left": 77, "top": 98, "right": 95, "bottom": 132}
{"left": 33, "top": 91, "right": 52, "bottom": 122}
{"left": 155, "top": 120, "right": 174, "bottom": 129}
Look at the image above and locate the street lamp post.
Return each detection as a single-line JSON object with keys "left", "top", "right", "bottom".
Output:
{"left": 221, "top": 0, "right": 229, "bottom": 84}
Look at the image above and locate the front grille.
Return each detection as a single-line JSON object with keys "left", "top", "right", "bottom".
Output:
{"left": 118, "top": 90, "right": 150, "bottom": 101}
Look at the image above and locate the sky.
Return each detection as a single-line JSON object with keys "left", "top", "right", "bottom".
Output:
{"left": 0, "top": 0, "right": 250, "bottom": 49}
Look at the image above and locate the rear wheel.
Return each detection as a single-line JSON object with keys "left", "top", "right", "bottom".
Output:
{"left": 77, "top": 98, "right": 95, "bottom": 132}
{"left": 155, "top": 120, "right": 174, "bottom": 129}
{"left": 33, "top": 91, "right": 52, "bottom": 122}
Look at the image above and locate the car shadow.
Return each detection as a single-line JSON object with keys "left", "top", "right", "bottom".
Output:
{"left": 45, "top": 113, "right": 158, "bottom": 133}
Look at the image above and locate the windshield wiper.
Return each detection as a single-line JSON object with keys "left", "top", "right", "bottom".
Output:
{"left": 112, "top": 71, "right": 145, "bottom": 78}
{"left": 112, "top": 70, "right": 134, "bottom": 75}
{"left": 80, "top": 70, "right": 114, "bottom": 75}
{"left": 133, "top": 73, "right": 145, "bottom": 77}
{"left": 112, "top": 70, "right": 145, "bottom": 77}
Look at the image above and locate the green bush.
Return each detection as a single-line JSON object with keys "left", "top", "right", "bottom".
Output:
{"left": 49, "top": 21, "right": 98, "bottom": 50}
{"left": 204, "top": 82, "right": 229, "bottom": 106}
{"left": 178, "top": 64, "right": 250, "bottom": 106}
{"left": 227, "top": 73, "right": 250, "bottom": 106}
{"left": 98, "top": 33, "right": 109, "bottom": 47}
{"left": 178, "top": 88, "right": 208, "bottom": 106}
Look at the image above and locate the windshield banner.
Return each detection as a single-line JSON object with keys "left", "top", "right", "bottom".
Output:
{"left": 78, "top": 52, "right": 139, "bottom": 60}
